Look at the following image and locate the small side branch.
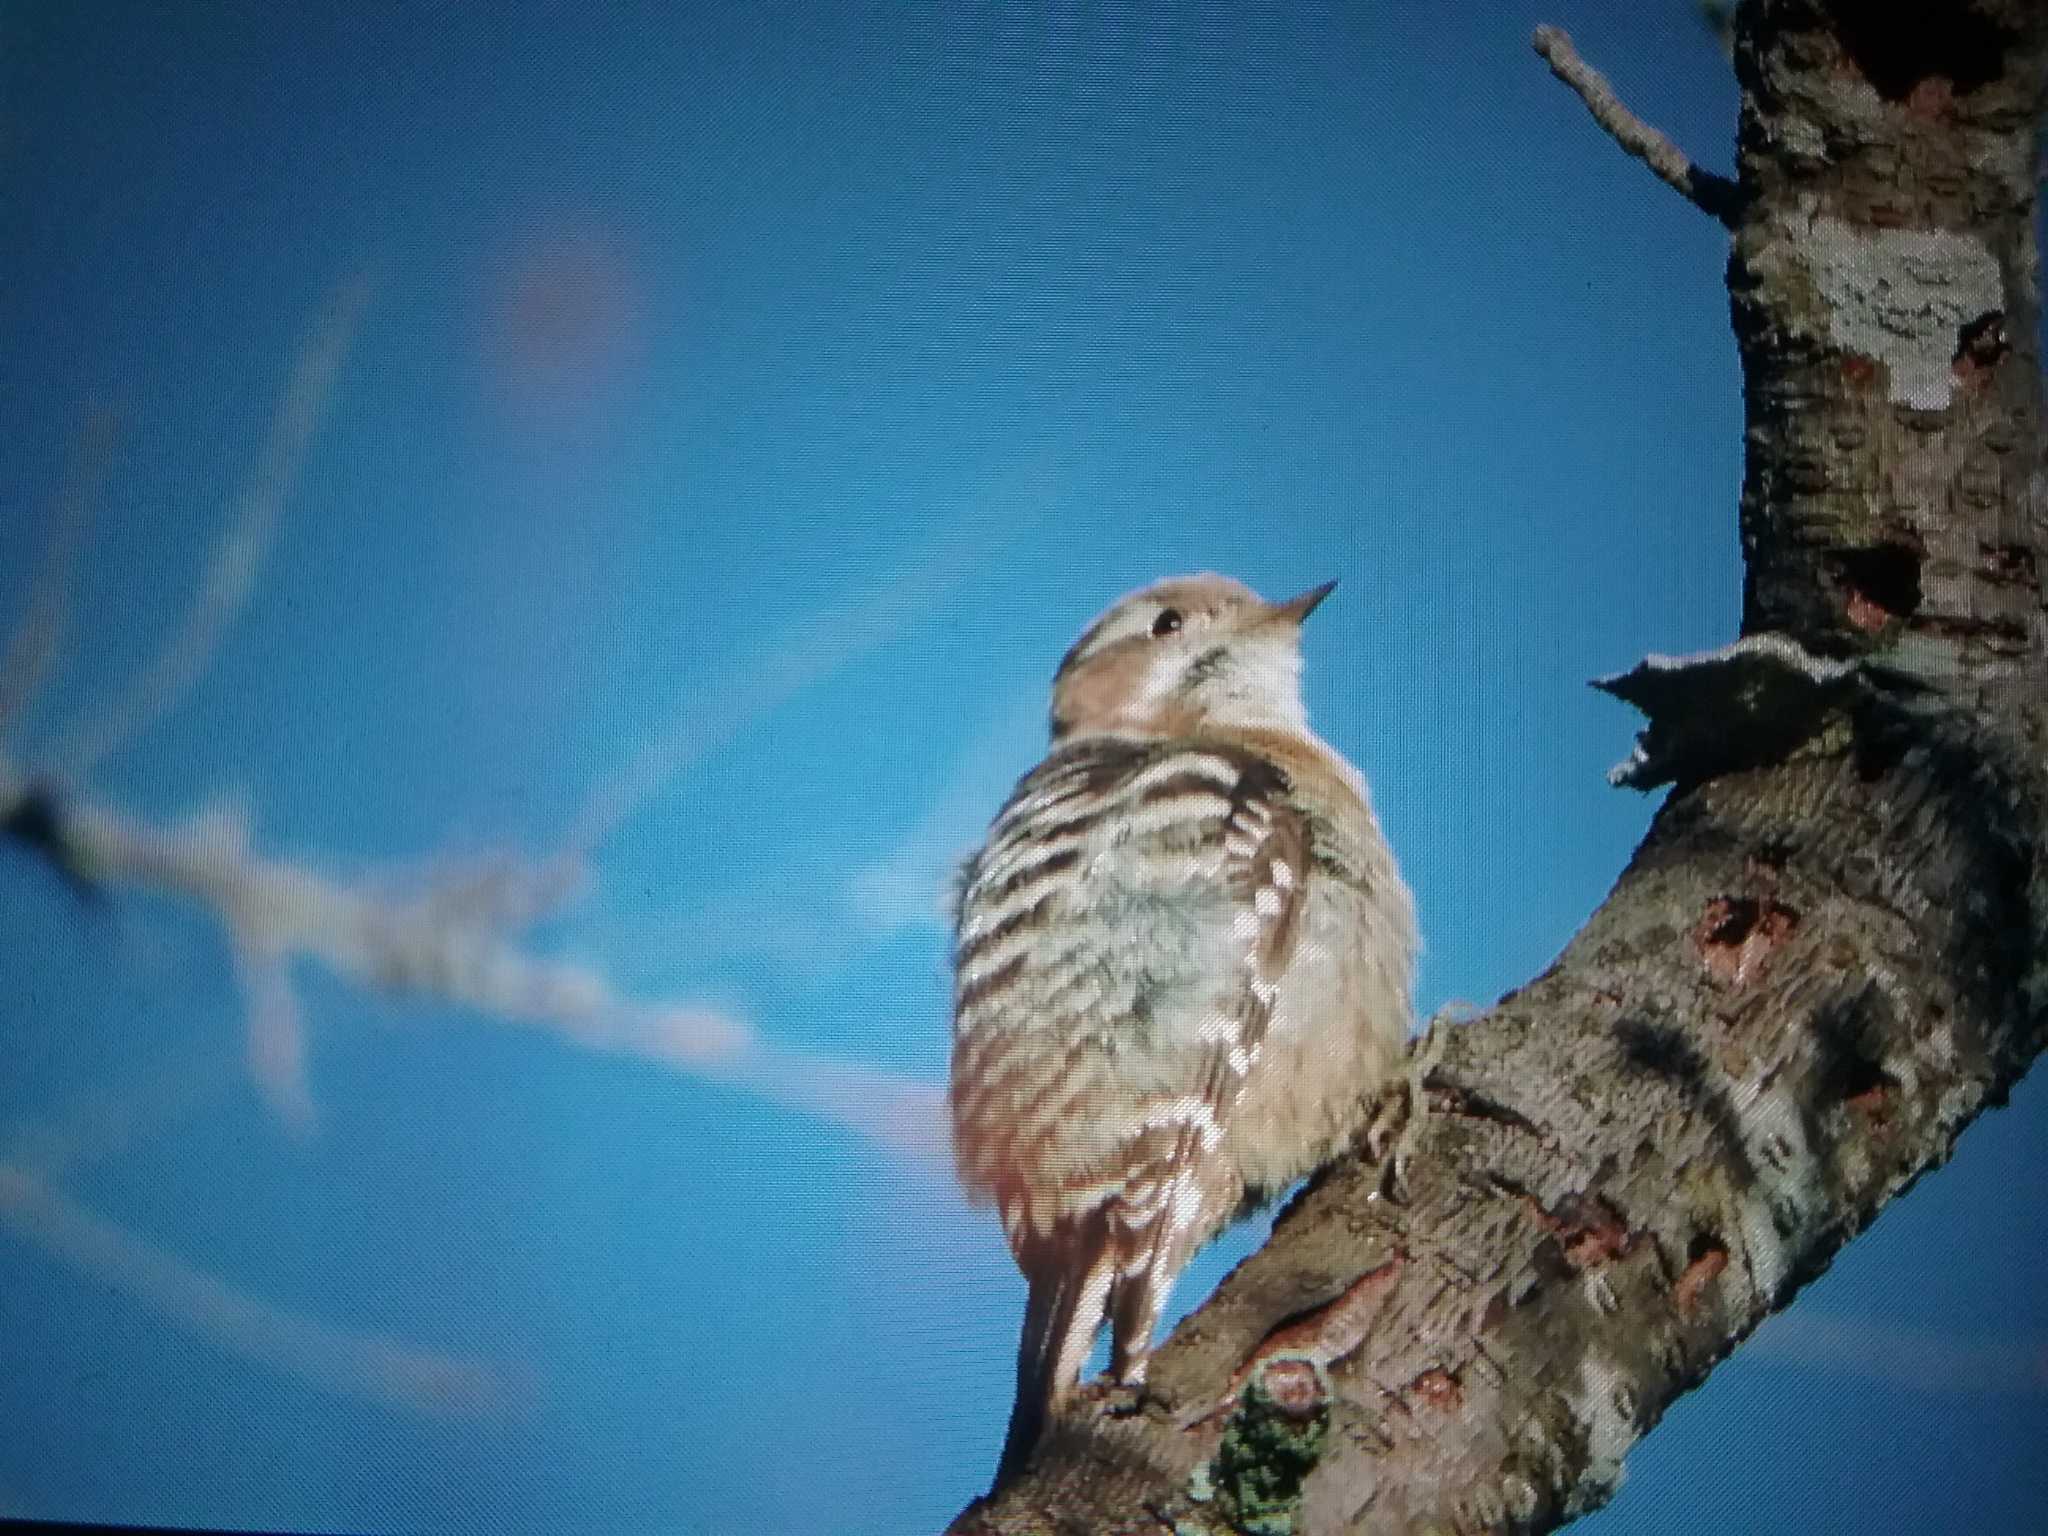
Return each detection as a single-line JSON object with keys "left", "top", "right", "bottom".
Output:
{"left": 0, "top": 1160, "right": 526, "bottom": 1418}
{"left": 0, "top": 411, "right": 113, "bottom": 733}
{"left": 50, "top": 278, "right": 368, "bottom": 779}
{"left": 1593, "top": 634, "right": 1862, "bottom": 790}
{"left": 1532, "top": 25, "right": 1741, "bottom": 228}
{"left": 0, "top": 769, "right": 949, "bottom": 1169}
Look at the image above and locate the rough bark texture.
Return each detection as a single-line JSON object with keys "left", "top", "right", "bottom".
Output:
{"left": 950, "top": 3, "right": 2048, "bottom": 1532}
{"left": 1733, "top": 0, "right": 2046, "bottom": 688}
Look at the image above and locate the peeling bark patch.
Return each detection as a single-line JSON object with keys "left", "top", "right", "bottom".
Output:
{"left": 1406, "top": 1367, "right": 1462, "bottom": 1412}
{"left": 1844, "top": 1079, "right": 1895, "bottom": 1121}
{"left": 1981, "top": 542, "right": 2037, "bottom": 587}
{"left": 1812, "top": 1000, "right": 1902, "bottom": 1122}
{"left": 1560, "top": 1201, "right": 1636, "bottom": 1269}
{"left": 1694, "top": 897, "right": 1800, "bottom": 986}
{"left": 1255, "top": 1357, "right": 1327, "bottom": 1421}
{"left": 1207, "top": 1253, "right": 1406, "bottom": 1416}
{"left": 1803, "top": 217, "right": 2003, "bottom": 409}
{"left": 1494, "top": 1178, "right": 1638, "bottom": 1274}
{"left": 1844, "top": 586, "right": 1895, "bottom": 633}
{"left": 1673, "top": 1240, "right": 1729, "bottom": 1317}
{"left": 1903, "top": 74, "right": 1956, "bottom": 119}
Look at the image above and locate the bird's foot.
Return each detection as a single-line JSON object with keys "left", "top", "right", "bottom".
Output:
{"left": 1367, "top": 1004, "right": 1461, "bottom": 1201}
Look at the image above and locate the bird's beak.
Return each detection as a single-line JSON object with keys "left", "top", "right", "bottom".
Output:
{"left": 1268, "top": 579, "right": 1338, "bottom": 626}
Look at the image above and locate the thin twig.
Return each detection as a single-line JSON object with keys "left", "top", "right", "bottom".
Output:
{"left": 1533, "top": 25, "right": 1742, "bottom": 228}
{"left": 8, "top": 780, "right": 948, "bottom": 1166}
{"left": 51, "top": 278, "right": 369, "bottom": 778}
{"left": 566, "top": 509, "right": 1016, "bottom": 856}
{"left": 3, "top": 1046, "right": 242, "bottom": 1181}
{"left": 0, "top": 410, "right": 115, "bottom": 731}
{"left": 0, "top": 1160, "right": 527, "bottom": 1418}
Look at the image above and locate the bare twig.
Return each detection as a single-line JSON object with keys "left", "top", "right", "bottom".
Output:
{"left": 0, "top": 1160, "right": 527, "bottom": 1418}
{"left": 1533, "top": 25, "right": 1742, "bottom": 227}
{"left": 566, "top": 510, "right": 1015, "bottom": 856}
{"left": 232, "top": 937, "right": 319, "bottom": 1135}
{"left": 51, "top": 279, "right": 368, "bottom": 778}
{"left": 5, "top": 778, "right": 948, "bottom": 1165}
{"left": 3, "top": 1046, "right": 241, "bottom": 1180}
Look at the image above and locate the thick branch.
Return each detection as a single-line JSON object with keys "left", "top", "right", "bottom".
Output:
{"left": 956, "top": 3, "right": 2047, "bottom": 1529}
{"left": 1729, "top": 0, "right": 2048, "bottom": 684}
{"left": 954, "top": 697, "right": 2048, "bottom": 1534}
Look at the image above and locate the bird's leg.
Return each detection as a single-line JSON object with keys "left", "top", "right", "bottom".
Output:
{"left": 1107, "top": 1265, "right": 1164, "bottom": 1387}
{"left": 1367, "top": 1004, "right": 1459, "bottom": 1202}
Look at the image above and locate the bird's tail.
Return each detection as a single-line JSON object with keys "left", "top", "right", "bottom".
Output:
{"left": 992, "top": 1218, "right": 1114, "bottom": 1490}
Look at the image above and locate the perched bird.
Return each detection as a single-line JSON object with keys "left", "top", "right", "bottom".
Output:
{"left": 949, "top": 573, "right": 1416, "bottom": 1487}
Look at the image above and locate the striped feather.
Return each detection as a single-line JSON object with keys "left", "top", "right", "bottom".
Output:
{"left": 949, "top": 732, "right": 1319, "bottom": 1475}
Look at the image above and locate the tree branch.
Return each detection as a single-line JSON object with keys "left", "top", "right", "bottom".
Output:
{"left": 0, "top": 757, "right": 947, "bottom": 1167}
{"left": 956, "top": 3, "right": 2046, "bottom": 1529}
{"left": 0, "top": 410, "right": 113, "bottom": 733}
{"left": 1532, "top": 25, "right": 1742, "bottom": 228}
{"left": 48, "top": 279, "right": 367, "bottom": 779}
{"left": 0, "top": 1160, "right": 528, "bottom": 1418}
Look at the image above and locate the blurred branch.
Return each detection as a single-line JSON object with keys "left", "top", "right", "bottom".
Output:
{"left": 958, "top": 7, "right": 2047, "bottom": 1529}
{"left": 3, "top": 1045, "right": 242, "bottom": 1182}
{"left": 0, "top": 1160, "right": 527, "bottom": 1419}
{"left": 567, "top": 509, "right": 1015, "bottom": 856}
{"left": 0, "top": 280, "right": 964, "bottom": 1448}
{"left": 1532, "top": 25, "right": 1741, "bottom": 227}
{"left": 49, "top": 279, "right": 367, "bottom": 779}
{"left": 0, "top": 410, "right": 114, "bottom": 731}
{"left": 0, "top": 770, "right": 947, "bottom": 1167}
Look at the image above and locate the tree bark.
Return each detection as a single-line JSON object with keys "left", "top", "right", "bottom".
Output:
{"left": 950, "top": 3, "right": 2048, "bottom": 1531}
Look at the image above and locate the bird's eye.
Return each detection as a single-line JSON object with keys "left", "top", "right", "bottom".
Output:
{"left": 1151, "top": 608, "right": 1183, "bottom": 638}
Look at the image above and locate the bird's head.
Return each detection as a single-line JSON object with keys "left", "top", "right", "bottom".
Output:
{"left": 1047, "top": 573, "right": 1335, "bottom": 741}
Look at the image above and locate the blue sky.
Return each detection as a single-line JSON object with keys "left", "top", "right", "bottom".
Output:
{"left": 1, "top": 2, "right": 2042, "bottom": 1532}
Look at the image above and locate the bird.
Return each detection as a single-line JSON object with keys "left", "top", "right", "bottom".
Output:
{"left": 948, "top": 572, "right": 1416, "bottom": 1488}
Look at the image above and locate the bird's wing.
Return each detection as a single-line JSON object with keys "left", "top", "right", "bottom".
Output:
{"left": 952, "top": 734, "right": 1312, "bottom": 1225}
{"left": 951, "top": 734, "right": 1313, "bottom": 1479}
